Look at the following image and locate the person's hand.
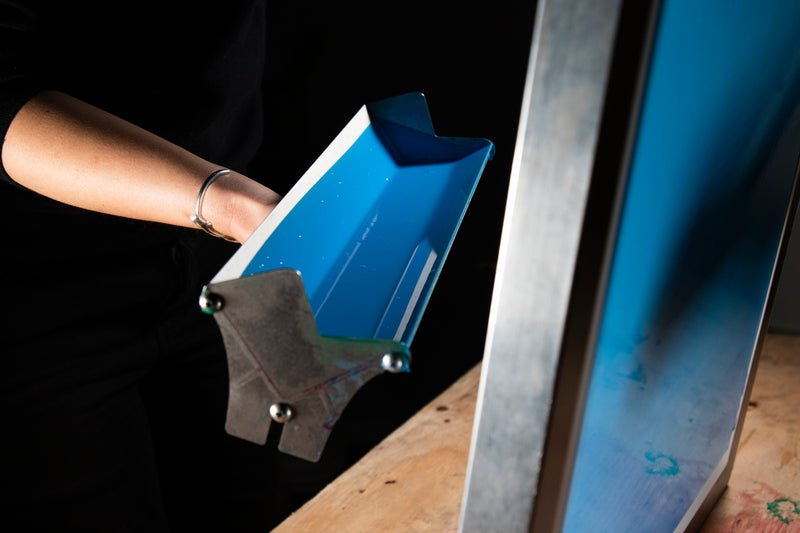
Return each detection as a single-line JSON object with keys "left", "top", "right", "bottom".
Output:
{"left": 2, "top": 91, "right": 281, "bottom": 242}
{"left": 198, "top": 169, "right": 282, "bottom": 243}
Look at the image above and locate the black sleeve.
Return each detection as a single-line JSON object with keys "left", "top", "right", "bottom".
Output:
{"left": 0, "top": 0, "right": 47, "bottom": 184}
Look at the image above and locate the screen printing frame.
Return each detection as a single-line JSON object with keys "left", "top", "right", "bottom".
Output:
{"left": 460, "top": 0, "right": 800, "bottom": 532}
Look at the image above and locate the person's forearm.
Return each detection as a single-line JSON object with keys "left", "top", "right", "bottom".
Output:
{"left": 1, "top": 91, "right": 280, "bottom": 243}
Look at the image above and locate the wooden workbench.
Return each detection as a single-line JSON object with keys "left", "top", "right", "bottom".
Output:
{"left": 273, "top": 334, "right": 800, "bottom": 532}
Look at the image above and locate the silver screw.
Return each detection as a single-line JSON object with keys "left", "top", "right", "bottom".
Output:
{"left": 198, "top": 286, "right": 223, "bottom": 314}
{"left": 269, "top": 403, "right": 293, "bottom": 423}
{"left": 381, "top": 352, "right": 408, "bottom": 373}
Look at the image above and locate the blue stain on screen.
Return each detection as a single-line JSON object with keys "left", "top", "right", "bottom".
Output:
{"left": 563, "top": 2, "right": 800, "bottom": 532}
{"left": 239, "top": 93, "right": 493, "bottom": 345}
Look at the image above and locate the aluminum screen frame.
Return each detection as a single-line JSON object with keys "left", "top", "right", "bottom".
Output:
{"left": 460, "top": 0, "right": 655, "bottom": 530}
{"left": 460, "top": 0, "right": 800, "bottom": 531}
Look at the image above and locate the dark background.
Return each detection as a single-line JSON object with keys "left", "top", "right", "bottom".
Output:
{"left": 244, "top": 0, "right": 538, "bottom": 528}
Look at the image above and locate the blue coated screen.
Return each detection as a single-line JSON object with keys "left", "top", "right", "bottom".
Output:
{"left": 564, "top": 2, "right": 800, "bottom": 531}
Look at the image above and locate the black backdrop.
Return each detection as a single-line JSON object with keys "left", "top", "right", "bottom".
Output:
{"left": 247, "top": 1, "right": 537, "bottom": 527}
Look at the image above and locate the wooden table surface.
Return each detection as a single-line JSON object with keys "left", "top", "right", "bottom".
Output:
{"left": 273, "top": 334, "right": 800, "bottom": 532}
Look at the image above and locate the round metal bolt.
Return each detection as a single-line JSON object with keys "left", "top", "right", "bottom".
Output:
{"left": 198, "top": 287, "right": 223, "bottom": 314}
{"left": 269, "top": 403, "right": 293, "bottom": 423}
{"left": 381, "top": 352, "right": 408, "bottom": 373}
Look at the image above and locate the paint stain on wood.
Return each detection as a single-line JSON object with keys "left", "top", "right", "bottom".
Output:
{"left": 779, "top": 450, "right": 796, "bottom": 469}
{"left": 722, "top": 483, "right": 800, "bottom": 532}
{"left": 767, "top": 497, "right": 800, "bottom": 525}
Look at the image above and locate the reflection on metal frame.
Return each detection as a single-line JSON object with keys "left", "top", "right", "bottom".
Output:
{"left": 460, "top": 0, "right": 637, "bottom": 530}
{"left": 461, "top": 0, "right": 800, "bottom": 531}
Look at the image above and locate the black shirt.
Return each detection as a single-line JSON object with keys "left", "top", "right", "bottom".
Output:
{"left": 0, "top": 0, "right": 266, "bottom": 174}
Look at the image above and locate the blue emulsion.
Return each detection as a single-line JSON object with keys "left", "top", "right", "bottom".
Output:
{"left": 310, "top": 147, "right": 491, "bottom": 343}
{"left": 242, "top": 122, "right": 493, "bottom": 344}
{"left": 371, "top": 117, "right": 495, "bottom": 166}
{"left": 372, "top": 238, "right": 436, "bottom": 341}
{"left": 644, "top": 451, "right": 680, "bottom": 477}
{"left": 563, "top": 2, "right": 800, "bottom": 532}
{"left": 366, "top": 93, "right": 436, "bottom": 137}
{"left": 242, "top": 126, "right": 395, "bottom": 295}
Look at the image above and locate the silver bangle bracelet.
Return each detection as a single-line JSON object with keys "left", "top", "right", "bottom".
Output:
{"left": 190, "top": 169, "right": 238, "bottom": 242}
